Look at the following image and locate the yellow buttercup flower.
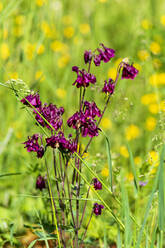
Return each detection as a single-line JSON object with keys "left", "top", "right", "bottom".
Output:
{"left": 141, "top": 93, "right": 158, "bottom": 105}
{"left": 41, "top": 21, "right": 54, "bottom": 38}
{"left": 35, "top": 71, "right": 45, "bottom": 82}
{"left": 160, "top": 100, "right": 165, "bottom": 112}
{"left": 148, "top": 103, "right": 159, "bottom": 114}
{"left": 15, "top": 15, "right": 25, "bottom": 25}
{"left": 125, "top": 125, "right": 140, "bottom": 141}
{"left": 149, "top": 73, "right": 165, "bottom": 86}
{"left": 56, "top": 88, "right": 66, "bottom": 99}
{"left": 57, "top": 54, "right": 70, "bottom": 68}
{"left": 99, "top": 0, "right": 107, "bottom": 3}
{"left": 0, "top": 43, "right": 10, "bottom": 60}
{"left": 134, "top": 156, "right": 142, "bottom": 165}
{"left": 25, "top": 43, "right": 36, "bottom": 60}
{"left": 63, "top": 26, "right": 74, "bottom": 39}
{"left": 145, "top": 116, "right": 156, "bottom": 131}
{"left": 108, "top": 67, "right": 116, "bottom": 80}
{"left": 0, "top": 2, "right": 3, "bottom": 12}
{"left": 3, "top": 29, "right": 8, "bottom": 39}
{"left": 120, "top": 146, "right": 129, "bottom": 158}
{"left": 100, "top": 117, "right": 112, "bottom": 129}
{"left": 62, "top": 15, "right": 72, "bottom": 25}
{"left": 141, "top": 19, "right": 152, "bottom": 30}
{"left": 126, "top": 173, "right": 134, "bottom": 181}
{"left": 101, "top": 167, "right": 109, "bottom": 177}
{"left": 36, "top": 0, "right": 46, "bottom": 7}
{"left": 9, "top": 72, "right": 18, "bottom": 80}
{"left": 148, "top": 150, "right": 159, "bottom": 167}
{"left": 150, "top": 42, "right": 161, "bottom": 55}
{"left": 137, "top": 50, "right": 149, "bottom": 61}
{"left": 50, "top": 41, "right": 68, "bottom": 53}
{"left": 37, "top": 44, "right": 45, "bottom": 55}
{"left": 160, "top": 15, "right": 165, "bottom": 26}
{"left": 79, "top": 24, "right": 90, "bottom": 34}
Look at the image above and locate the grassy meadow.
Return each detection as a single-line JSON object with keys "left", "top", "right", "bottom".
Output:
{"left": 0, "top": 0, "right": 165, "bottom": 247}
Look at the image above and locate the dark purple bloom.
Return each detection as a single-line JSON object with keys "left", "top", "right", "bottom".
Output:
{"left": 67, "top": 111, "right": 100, "bottom": 138}
{"left": 72, "top": 67, "right": 96, "bottom": 88}
{"left": 121, "top": 63, "right": 138, "bottom": 80}
{"left": 46, "top": 132, "right": 77, "bottom": 153}
{"left": 23, "top": 134, "right": 44, "bottom": 158}
{"left": 94, "top": 54, "right": 102, "bottom": 66}
{"left": 93, "top": 203, "right": 104, "bottom": 216}
{"left": 84, "top": 50, "right": 92, "bottom": 64}
{"left": 94, "top": 44, "right": 115, "bottom": 66}
{"left": 35, "top": 103, "right": 64, "bottom": 131}
{"left": 36, "top": 175, "right": 46, "bottom": 191}
{"left": 139, "top": 181, "right": 148, "bottom": 187}
{"left": 93, "top": 178, "right": 102, "bottom": 190}
{"left": 84, "top": 101, "right": 102, "bottom": 118}
{"left": 102, "top": 78, "right": 115, "bottom": 94}
{"left": 21, "top": 93, "right": 42, "bottom": 109}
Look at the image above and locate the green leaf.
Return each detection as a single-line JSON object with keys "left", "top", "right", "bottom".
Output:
{"left": 104, "top": 132, "right": 113, "bottom": 192}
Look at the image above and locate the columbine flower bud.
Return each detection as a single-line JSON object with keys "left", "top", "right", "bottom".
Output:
{"left": 36, "top": 175, "right": 46, "bottom": 191}
{"left": 93, "top": 178, "right": 102, "bottom": 190}
{"left": 93, "top": 203, "right": 104, "bottom": 216}
{"left": 84, "top": 50, "right": 92, "bottom": 64}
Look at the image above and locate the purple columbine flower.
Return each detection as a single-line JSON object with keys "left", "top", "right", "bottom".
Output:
{"left": 121, "top": 63, "right": 138, "bottom": 80}
{"left": 46, "top": 131, "right": 77, "bottom": 154}
{"left": 94, "top": 44, "right": 115, "bottom": 66}
{"left": 72, "top": 67, "right": 96, "bottom": 88}
{"left": 84, "top": 50, "right": 92, "bottom": 64}
{"left": 21, "top": 93, "right": 42, "bottom": 109}
{"left": 93, "top": 178, "right": 102, "bottom": 190}
{"left": 102, "top": 78, "right": 115, "bottom": 94}
{"left": 35, "top": 103, "right": 64, "bottom": 131}
{"left": 84, "top": 101, "right": 102, "bottom": 118}
{"left": 94, "top": 54, "right": 102, "bottom": 66}
{"left": 23, "top": 134, "right": 44, "bottom": 158}
{"left": 93, "top": 203, "right": 104, "bottom": 216}
{"left": 36, "top": 175, "right": 46, "bottom": 191}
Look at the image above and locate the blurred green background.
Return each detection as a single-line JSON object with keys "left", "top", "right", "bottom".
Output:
{"left": 0, "top": 0, "right": 165, "bottom": 246}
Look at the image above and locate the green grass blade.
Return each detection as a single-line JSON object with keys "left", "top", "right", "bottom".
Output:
{"left": 117, "top": 226, "right": 122, "bottom": 248}
{"left": 0, "top": 172, "right": 22, "bottom": 178}
{"left": 136, "top": 145, "right": 165, "bottom": 248}
{"left": 127, "top": 143, "right": 139, "bottom": 193}
{"left": 150, "top": 222, "right": 157, "bottom": 248}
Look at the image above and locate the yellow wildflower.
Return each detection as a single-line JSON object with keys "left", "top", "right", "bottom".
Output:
{"left": 9, "top": 72, "right": 18, "bottom": 80}
{"left": 148, "top": 103, "right": 159, "bottom": 114}
{"left": 0, "top": 2, "right": 3, "bottom": 12}
{"left": 50, "top": 41, "right": 68, "bottom": 53}
{"left": 126, "top": 173, "right": 134, "bottom": 181}
{"left": 41, "top": 21, "right": 53, "bottom": 38}
{"left": 25, "top": 43, "right": 36, "bottom": 60}
{"left": 125, "top": 124, "right": 140, "bottom": 141}
{"left": 37, "top": 44, "right": 45, "bottom": 55}
{"left": 15, "top": 15, "right": 25, "bottom": 25}
{"left": 150, "top": 42, "right": 161, "bottom": 55}
{"left": 141, "top": 19, "right": 152, "bottom": 30}
{"left": 145, "top": 116, "right": 156, "bottom": 131}
{"left": 79, "top": 24, "right": 90, "bottom": 34}
{"left": 149, "top": 167, "right": 157, "bottom": 175}
{"left": 100, "top": 117, "right": 112, "bottom": 129}
{"left": 148, "top": 150, "right": 159, "bottom": 167}
{"left": 137, "top": 50, "right": 149, "bottom": 61}
{"left": 120, "top": 146, "right": 129, "bottom": 158}
{"left": 56, "top": 88, "right": 66, "bottom": 99}
{"left": 63, "top": 26, "right": 74, "bottom": 39}
{"left": 149, "top": 73, "right": 165, "bottom": 86}
{"left": 13, "top": 26, "right": 23, "bottom": 37}
{"left": 101, "top": 167, "right": 109, "bottom": 177}
{"left": 3, "top": 29, "right": 8, "bottom": 39}
{"left": 152, "top": 58, "right": 162, "bottom": 69}
{"left": 108, "top": 67, "right": 116, "bottom": 80}
{"left": 35, "top": 71, "right": 45, "bottom": 82}
{"left": 99, "top": 0, "right": 107, "bottom": 2}
{"left": 141, "top": 93, "right": 158, "bottom": 105}
{"left": 62, "top": 15, "right": 72, "bottom": 25}
{"left": 0, "top": 43, "right": 10, "bottom": 60}
{"left": 160, "top": 15, "right": 165, "bottom": 26}
{"left": 57, "top": 54, "right": 70, "bottom": 68}
{"left": 36, "top": 0, "right": 46, "bottom": 7}
{"left": 134, "top": 156, "right": 142, "bottom": 165}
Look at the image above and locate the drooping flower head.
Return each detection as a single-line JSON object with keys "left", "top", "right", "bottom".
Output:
{"left": 23, "top": 134, "right": 44, "bottom": 158}
{"left": 93, "top": 178, "right": 102, "bottom": 190}
{"left": 84, "top": 101, "right": 102, "bottom": 118}
{"left": 121, "top": 63, "right": 138, "bottom": 80}
{"left": 102, "top": 78, "right": 115, "bottom": 94}
{"left": 94, "top": 44, "right": 115, "bottom": 66}
{"left": 84, "top": 50, "right": 92, "bottom": 64}
{"left": 35, "top": 103, "right": 64, "bottom": 131}
{"left": 72, "top": 66, "right": 96, "bottom": 88}
{"left": 21, "top": 93, "right": 42, "bottom": 109}
{"left": 93, "top": 203, "right": 104, "bottom": 215}
{"left": 36, "top": 175, "right": 46, "bottom": 191}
